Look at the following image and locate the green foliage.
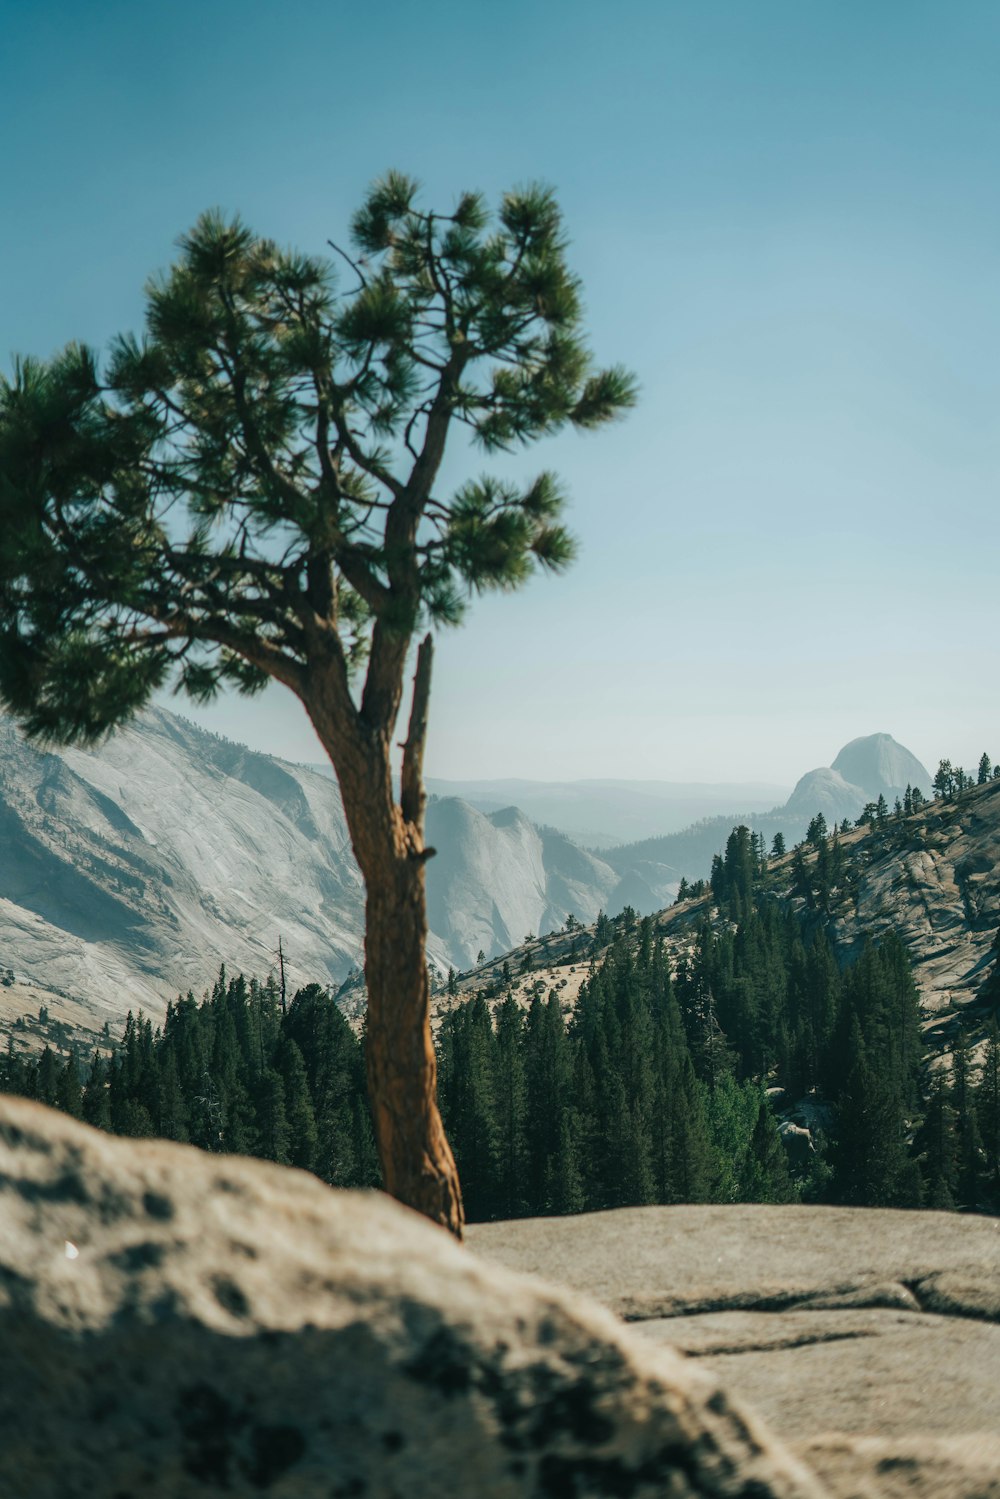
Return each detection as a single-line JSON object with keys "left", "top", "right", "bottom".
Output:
{"left": 0, "top": 834, "right": 963, "bottom": 1223}
{"left": 0, "top": 177, "right": 635, "bottom": 745}
{"left": 0, "top": 969, "right": 376, "bottom": 1189}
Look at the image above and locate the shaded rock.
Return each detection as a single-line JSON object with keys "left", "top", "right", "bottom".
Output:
{"left": 777, "top": 1121, "right": 815, "bottom": 1167}
{"left": 784, "top": 767, "right": 869, "bottom": 826}
{"left": 0, "top": 1098, "right": 826, "bottom": 1498}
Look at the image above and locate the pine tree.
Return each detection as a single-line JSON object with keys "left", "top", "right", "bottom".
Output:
{"left": 157, "top": 1049, "right": 189, "bottom": 1142}
{"left": 493, "top": 995, "right": 528, "bottom": 1218}
{"left": 277, "top": 1037, "right": 318, "bottom": 1171}
{"left": 949, "top": 1027, "right": 982, "bottom": 1209}
{"left": 976, "top": 1016, "right": 1000, "bottom": 1205}
{"left": 254, "top": 1068, "right": 291, "bottom": 1165}
{"left": 438, "top": 995, "right": 500, "bottom": 1222}
{"left": 917, "top": 1070, "right": 958, "bottom": 1210}
{"left": 744, "top": 1096, "right": 796, "bottom": 1203}
{"left": 833, "top": 1019, "right": 919, "bottom": 1207}
{"left": 706, "top": 1073, "right": 762, "bottom": 1202}
{"left": 82, "top": 1053, "right": 112, "bottom": 1130}
{"left": 36, "top": 1046, "right": 58, "bottom": 1106}
{"left": 0, "top": 177, "right": 634, "bottom": 1237}
{"left": 55, "top": 1054, "right": 83, "bottom": 1119}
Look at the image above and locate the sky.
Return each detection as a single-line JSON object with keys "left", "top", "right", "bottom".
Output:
{"left": 1, "top": 0, "right": 998, "bottom": 787}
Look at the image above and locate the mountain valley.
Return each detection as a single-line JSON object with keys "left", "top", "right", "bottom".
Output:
{"left": 0, "top": 706, "right": 993, "bottom": 1079}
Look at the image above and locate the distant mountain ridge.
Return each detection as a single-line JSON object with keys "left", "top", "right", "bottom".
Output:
{"left": 785, "top": 734, "right": 931, "bottom": 825}
{"left": 424, "top": 776, "right": 790, "bottom": 847}
{"left": 0, "top": 714, "right": 940, "bottom": 1047}
{"left": 0, "top": 708, "right": 630, "bottom": 1034}
{"left": 598, "top": 733, "right": 934, "bottom": 901}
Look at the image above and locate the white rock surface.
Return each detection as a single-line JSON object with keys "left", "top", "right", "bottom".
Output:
{"left": 0, "top": 708, "right": 625, "bottom": 1031}
{"left": 471, "top": 1204, "right": 1000, "bottom": 1499}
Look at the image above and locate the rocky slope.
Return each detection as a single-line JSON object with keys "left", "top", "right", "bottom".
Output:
{"left": 0, "top": 709, "right": 367, "bottom": 1032}
{"left": 817, "top": 776, "right": 1000, "bottom": 1041}
{"left": 601, "top": 733, "right": 935, "bottom": 900}
{"left": 0, "top": 707, "right": 630, "bottom": 1038}
{"left": 425, "top": 798, "right": 626, "bottom": 963}
{"left": 437, "top": 777, "right": 1000, "bottom": 1066}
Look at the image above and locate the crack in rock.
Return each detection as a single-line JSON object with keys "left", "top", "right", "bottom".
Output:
{"left": 686, "top": 1328, "right": 881, "bottom": 1359}
{"left": 620, "top": 1275, "right": 1000, "bottom": 1328}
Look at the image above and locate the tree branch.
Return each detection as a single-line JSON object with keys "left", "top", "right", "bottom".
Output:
{"left": 400, "top": 632, "right": 432, "bottom": 834}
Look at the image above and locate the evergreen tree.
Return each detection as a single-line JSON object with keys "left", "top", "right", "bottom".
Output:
{"left": 254, "top": 1068, "right": 291, "bottom": 1165}
{"left": 82, "top": 1053, "right": 112, "bottom": 1130}
{"left": 55, "top": 1053, "right": 83, "bottom": 1119}
{"left": 806, "top": 813, "right": 828, "bottom": 846}
{"left": 277, "top": 1037, "right": 318, "bottom": 1171}
{"left": 493, "top": 995, "right": 528, "bottom": 1219}
{"left": 934, "top": 760, "right": 954, "bottom": 799}
{"left": 36, "top": 1046, "right": 59, "bottom": 1107}
{"left": 523, "top": 993, "right": 577, "bottom": 1215}
{"left": 706, "top": 1073, "right": 763, "bottom": 1202}
{"left": 976, "top": 1016, "right": 1000, "bottom": 1205}
{"left": 0, "top": 176, "right": 634, "bottom": 1237}
{"left": 832, "top": 1018, "right": 918, "bottom": 1206}
{"left": 438, "top": 995, "right": 500, "bottom": 1221}
{"left": 744, "top": 1095, "right": 796, "bottom": 1203}
{"left": 917, "top": 1070, "right": 958, "bottom": 1210}
{"left": 950, "top": 1027, "right": 983, "bottom": 1209}
{"left": 157, "top": 1048, "right": 189, "bottom": 1142}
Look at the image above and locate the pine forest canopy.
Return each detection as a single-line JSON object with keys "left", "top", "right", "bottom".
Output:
{"left": 0, "top": 172, "right": 636, "bottom": 1237}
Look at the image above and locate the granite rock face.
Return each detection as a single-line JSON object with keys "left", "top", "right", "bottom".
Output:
{"left": 826, "top": 778, "right": 1000, "bottom": 1036}
{"left": 471, "top": 1205, "right": 1000, "bottom": 1499}
{"left": 0, "top": 1097, "right": 826, "bottom": 1499}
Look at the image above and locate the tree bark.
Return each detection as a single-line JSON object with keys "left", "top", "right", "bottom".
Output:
{"left": 305, "top": 638, "right": 465, "bottom": 1239}
{"left": 363, "top": 852, "right": 464, "bottom": 1238}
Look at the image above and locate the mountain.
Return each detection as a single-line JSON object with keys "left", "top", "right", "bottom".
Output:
{"left": 831, "top": 733, "right": 931, "bottom": 800}
{"left": 425, "top": 776, "right": 790, "bottom": 847}
{"left": 441, "top": 774, "right": 1000, "bottom": 1066}
{"left": 602, "top": 733, "right": 935, "bottom": 899}
{"left": 0, "top": 714, "right": 957, "bottom": 1051}
{"left": 0, "top": 708, "right": 626, "bottom": 1036}
{"left": 0, "top": 709, "right": 367, "bottom": 1033}
{"left": 785, "top": 734, "right": 932, "bottom": 825}
{"left": 782, "top": 767, "right": 870, "bottom": 825}
{"left": 425, "top": 799, "right": 628, "bottom": 963}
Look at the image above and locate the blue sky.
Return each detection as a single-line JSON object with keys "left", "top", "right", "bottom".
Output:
{"left": 2, "top": 1, "right": 998, "bottom": 785}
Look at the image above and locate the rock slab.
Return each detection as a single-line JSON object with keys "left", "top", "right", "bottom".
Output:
{"left": 470, "top": 1205, "right": 1000, "bottom": 1498}
{"left": 0, "top": 1097, "right": 826, "bottom": 1498}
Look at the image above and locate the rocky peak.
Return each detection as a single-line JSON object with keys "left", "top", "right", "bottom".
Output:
{"left": 830, "top": 733, "right": 932, "bottom": 800}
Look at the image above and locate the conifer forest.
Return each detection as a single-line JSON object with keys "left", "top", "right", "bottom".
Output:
{"left": 4, "top": 809, "right": 998, "bottom": 1222}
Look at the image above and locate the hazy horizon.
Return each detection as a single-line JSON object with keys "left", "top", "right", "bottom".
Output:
{"left": 3, "top": 1, "right": 997, "bottom": 785}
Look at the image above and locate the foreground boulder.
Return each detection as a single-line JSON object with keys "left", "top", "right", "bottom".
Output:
{"left": 0, "top": 1097, "right": 825, "bottom": 1498}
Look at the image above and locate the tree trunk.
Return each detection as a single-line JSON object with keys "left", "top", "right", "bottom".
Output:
{"left": 363, "top": 851, "right": 465, "bottom": 1238}
{"left": 305, "top": 636, "right": 464, "bottom": 1238}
